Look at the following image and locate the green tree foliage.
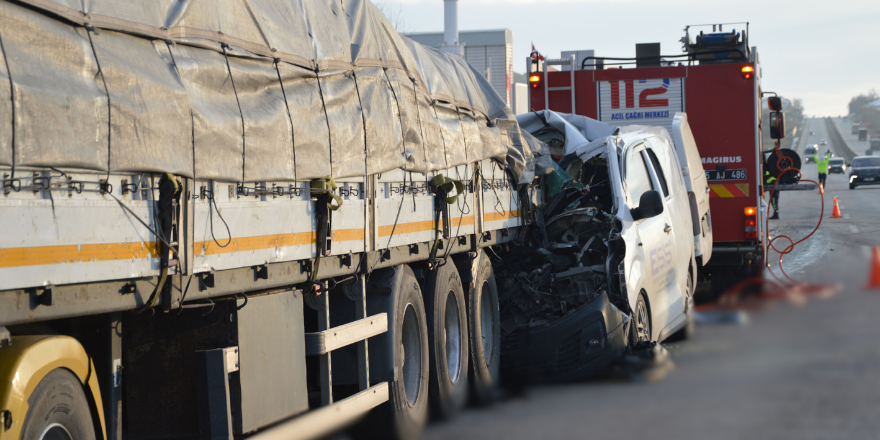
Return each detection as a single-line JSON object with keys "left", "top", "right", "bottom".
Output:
{"left": 848, "top": 90, "right": 880, "bottom": 137}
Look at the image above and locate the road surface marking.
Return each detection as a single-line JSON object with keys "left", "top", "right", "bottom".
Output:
{"left": 863, "top": 246, "right": 873, "bottom": 259}
{"left": 850, "top": 225, "right": 860, "bottom": 234}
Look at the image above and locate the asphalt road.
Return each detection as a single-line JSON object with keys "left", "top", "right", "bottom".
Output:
{"left": 421, "top": 118, "right": 880, "bottom": 440}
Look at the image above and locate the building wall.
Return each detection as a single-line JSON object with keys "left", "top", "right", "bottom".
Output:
{"left": 407, "top": 29, "right": 513, "bottom": 105}
{"left": 463, "top": 45, "right": 511, "bottom": 104}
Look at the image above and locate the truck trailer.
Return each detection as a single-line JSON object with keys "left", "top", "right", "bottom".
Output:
{"left": 0, "top": 1, "right": 548, "bottom": 439}
{"left": 527, "top": 24, "right": 767, "bottom": 296}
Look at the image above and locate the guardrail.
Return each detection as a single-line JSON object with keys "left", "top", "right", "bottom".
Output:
{"left": 824, "top": 117, "right": 856, "bottom": 162}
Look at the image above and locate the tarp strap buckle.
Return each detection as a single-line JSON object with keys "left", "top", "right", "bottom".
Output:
{"left": 429, "top": 174, "right": 463, "bottom": 241}
{"left": 311, "top": 177, "right": 342, "bottom": 258}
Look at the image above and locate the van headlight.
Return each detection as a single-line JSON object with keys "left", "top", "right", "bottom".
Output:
{"left": 850, "top": 175, "right": 858, "bottom": 181}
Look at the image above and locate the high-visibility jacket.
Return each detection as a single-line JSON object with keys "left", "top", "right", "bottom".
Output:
{"left": 765, "top": 169, "right": 776, "bottom": 184}
{"left": 814, "top": 153, "right": 832, "bottom": 173}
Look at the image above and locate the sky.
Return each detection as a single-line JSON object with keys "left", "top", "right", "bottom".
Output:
{"left": 379, "top": 0, "right": 880, "bottom": 117}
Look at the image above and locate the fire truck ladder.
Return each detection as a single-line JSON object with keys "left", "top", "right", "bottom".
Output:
{"left": 543, "top": 55, "right": 576, "bottom": 113}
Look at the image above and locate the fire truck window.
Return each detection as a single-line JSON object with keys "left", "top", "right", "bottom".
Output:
{"left": 626, "top": 149, "right": 654, "bottom": 203}
{"left": 645, "top": 148, "right": 670, "bottom": 197}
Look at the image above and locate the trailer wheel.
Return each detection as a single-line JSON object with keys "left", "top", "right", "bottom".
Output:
{"left": 363, "top": 265, "right": 429, "bottom": 440}
{"left": 424, "top": 259, "right": 469, "bottom": 420}
{"left": 19, "top": 369, "right": 96, "bottom": 440}
{"left": 467, "top": 252, "right": 500, "bottom": 404}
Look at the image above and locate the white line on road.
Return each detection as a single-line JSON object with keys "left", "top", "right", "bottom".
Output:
{"left": 850, "top": 225, "right": 860, "bottom": 234}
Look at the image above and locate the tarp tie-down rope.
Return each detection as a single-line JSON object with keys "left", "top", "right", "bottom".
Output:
{"left": 0, "top": 31, "right": 15, "bottom": 179}
{"left": 84, "top": 26, "right": 112, "bottom": 180}
{"left": 274, "top": 57, "right": 297, "bottom": 179}
{"left": 220, "top": 43, "right": 247, "bottom": 183}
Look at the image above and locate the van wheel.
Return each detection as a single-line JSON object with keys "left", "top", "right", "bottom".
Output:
{"left": 20, "top": 369, "right": 96, "bottom": 440}
{"left": 467, "top": 252, "right": 500, "bottom": 404}
{"left": 363, "top": 265, "right": 429, "bottom": 440}
{"left": 850, "top": 183, "right": 856, "bottom": 190}
{"left": 424, "top": 260, "right": 468, "bottom": 420}
{"left": 633, "top": 292, "right": 652, "bottom": 344}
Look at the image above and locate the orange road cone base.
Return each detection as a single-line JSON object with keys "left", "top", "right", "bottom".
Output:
{"left": 830, "top": 197, "right": 843, "bottom": 218}
{"left": 867, "top": 246, "right": 880, "bottom": 289}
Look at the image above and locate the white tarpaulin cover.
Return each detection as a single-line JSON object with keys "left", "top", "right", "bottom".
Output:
{"left": 0, "top": 0, "right": 534, "bottom": 182}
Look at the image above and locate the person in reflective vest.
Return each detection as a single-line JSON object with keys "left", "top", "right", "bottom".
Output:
{"left": 765, "top": 169, "right": 779, "bottom": 220}
{"left": 814, "top": 151, "right": 832, "bottom": 189}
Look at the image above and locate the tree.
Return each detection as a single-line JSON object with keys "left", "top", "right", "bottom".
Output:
{"left": 848, "top": 90, "right": 880, "bottom": 136}
{"left": 374, "top": 1, "right": 409, "bottom": 34}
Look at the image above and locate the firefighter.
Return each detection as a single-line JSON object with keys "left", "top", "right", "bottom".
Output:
{"left": 765, "top": 169, "right": 779, "bottom": 220}
{"left": 814, "top": 151, "right": 832, "bottom": 189}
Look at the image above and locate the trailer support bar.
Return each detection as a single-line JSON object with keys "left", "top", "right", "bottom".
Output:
{"left": 248, "top": 382, "right": 389, "bottom": 440}
{"left": 305, "top": 313, "right": 388, "bottom": 355}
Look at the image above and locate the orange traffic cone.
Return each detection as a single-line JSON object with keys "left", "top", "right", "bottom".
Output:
{"left": 830, "top": 197, "right": 843, "bottom": 218}
{"left": 867, "top": 246, "right": 880, "bottom": 289}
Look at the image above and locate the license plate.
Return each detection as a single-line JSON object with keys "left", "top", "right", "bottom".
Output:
{"left": 865, "top": 178, "right": 875, "bottom": 181}
{"left": 705, "top": 169, "right": 748, "bottom": 181}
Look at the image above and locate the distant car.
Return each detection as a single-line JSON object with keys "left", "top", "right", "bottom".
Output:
{"left": 828, "top": 157, "right": 846, "bottom": 174}
{"left": 810, "top": 131, "right": 815, "bottom": 135}
{"left": 804, "top": 145, "right": 818, "bottom": 162}
{"left": 820, "top": 139, "right": 828, "bottom": 145}
{"left": 850, "top": 156, "right": 880, "bottom": 189}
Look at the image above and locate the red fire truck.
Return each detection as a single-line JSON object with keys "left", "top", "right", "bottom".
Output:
{"left": 528, "top": 24, "right": 765, "bottom": 296}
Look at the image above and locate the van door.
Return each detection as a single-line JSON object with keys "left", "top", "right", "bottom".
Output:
{"left": 623, "top": 143, "right": 667, "bottom": 341}
{"left": 642, "top": 142, "right": 689, "bottom": 335}
{"left": 671, "top": 113, "right": 712, "bottom": 265}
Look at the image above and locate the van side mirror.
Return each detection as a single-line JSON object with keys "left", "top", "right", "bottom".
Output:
{"left": 631, "top": 190, "right": 664, "bottom": 221}
{"left": 769, "top": 111, "right": 785, "bottom": 139}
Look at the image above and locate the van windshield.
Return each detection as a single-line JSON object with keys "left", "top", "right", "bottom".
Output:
{"left": 829, "top": 158, "right": 844, "bottom": 165}
{"left": 852, "top": 157, "right": 880, "bottom": 167}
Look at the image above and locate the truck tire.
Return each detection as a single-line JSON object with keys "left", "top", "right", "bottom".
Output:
{"left": 19, "top": 368, "right": 96, "bottom": 440}
{"left": 363, "top": 265, "right": 429, "bottom": 440}
{"left": 467, "top": 252, "right": 500, "bottom": 405}
{"left": 424, "top": 259, "right": 469, "bottom": 420}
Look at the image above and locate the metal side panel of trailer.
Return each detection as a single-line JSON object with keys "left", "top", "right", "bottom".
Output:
{"left": 0, "top": 169, "right": 164, "bottom": 291}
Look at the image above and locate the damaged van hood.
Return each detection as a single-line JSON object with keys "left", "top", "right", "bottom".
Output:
{"left": 517, "top": 110, "right": 619, "bottom": 157}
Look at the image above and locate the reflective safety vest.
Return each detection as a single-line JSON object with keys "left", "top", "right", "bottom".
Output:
{"left": 765, "top": 169, "right": 776, "bottom": 184}
{"left": 814, "top": 153, "right": 831, "bottom": 173}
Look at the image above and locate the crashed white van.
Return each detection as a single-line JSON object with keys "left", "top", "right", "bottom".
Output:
{"left": 498, "top": 111, "right": 708, "bottom": 381}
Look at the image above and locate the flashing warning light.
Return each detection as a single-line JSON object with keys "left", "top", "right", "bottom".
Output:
{"left": 744, "top": 207, "right": 757, "bottom": 215}
{"left": 741, "top": 65, "right": 754, "bottom": 79}
{"left": 529, "top": 74, "right": 541, "bottom": 88}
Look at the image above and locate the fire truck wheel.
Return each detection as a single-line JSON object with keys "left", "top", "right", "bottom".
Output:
{"left": 467, "top": 252, "right": 500, "bottom": 405}
{"left": 424, "top": 259, "right": 469, "bottom": 420}
{"left": 19, "top": 369, "right": 97, "bottom": 440}
{"left": 362, "top": 265, "right": 429, "bottom": 440}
